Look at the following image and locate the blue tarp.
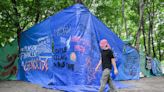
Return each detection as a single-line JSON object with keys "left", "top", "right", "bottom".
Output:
{"left": 151, "top": 58, "right": 162, "bottom": 76}
{"left": 18, "top": 4, "right": 139, "bottom": 91}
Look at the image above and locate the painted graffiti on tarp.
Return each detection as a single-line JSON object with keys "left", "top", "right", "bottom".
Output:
{"left": 53, "top": 24, "right": 76, "bottom": 71}
{"left": 52, "top": 24, "right": 90, "bottom": 71}
{"left": 71, "top": 36, "right": 90, "bottom": 53}
{"left": 85, "top": 57, "right": 97, "bottom": 84}
{"left": 53, "top": 47, "right": 67, "bottom": 60}
{"left": 53, "top": 46, "right": 74, "bottom": 71}
{"left": 0, "top": 54, "right": 17, "bottom": 77}
{"left": 20, "top": 36, "right": 51, "bottom": 71}
{"left": 53, "top": 61, "right": 74, "bottom": 71}
{"left": 54, "top": 25, "right": 71, "bottom": 37}
{"left": 23, "top": 59, "right": 48, "bottom": 71}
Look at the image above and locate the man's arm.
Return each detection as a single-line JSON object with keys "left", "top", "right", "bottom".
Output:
{"left": 111, "top": 58, "right": 118, "bottom": 75}
{"left": 95, "top": 60, "right": 102, "bottom": 72}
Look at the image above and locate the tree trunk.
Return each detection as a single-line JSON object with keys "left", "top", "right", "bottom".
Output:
{"left": 157, "top": 38, "right": 161, "bottom": 61}
{"left": 116, "top": 11, "right": 120, "bottom": 38}
{"left": 141, "top": 15, "right": 147, "bottom": 53}
{"left": 147, "top": 0, "right": 156, "bottom": 57}
{"left": 148, "top": 12, "right": 151, "bottom": 55}
{"left": 155, "top": 27, "right": 161, "bottom": 61}
{"left": 151, "top": 0, "right": 156, "bottom": 58}
{"left": 35, "top": 0, "right": 40, "bottom": 23}
{"left": 122, "top": 0, "right": 128, "bottom": 39}
{"left": 151, "top": 27, "right": 156, "bottom": 58}
{"left": 135, "top": 0, "right": 144, "bottom": 51}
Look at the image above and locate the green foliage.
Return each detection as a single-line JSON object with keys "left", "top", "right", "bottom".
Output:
{"left": 0, "top": 0, "right": 73, "bottom": 47}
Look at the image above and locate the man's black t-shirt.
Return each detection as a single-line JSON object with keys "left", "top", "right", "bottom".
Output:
{"left": 101, "top": 49, "right": 114, "bottom": 70}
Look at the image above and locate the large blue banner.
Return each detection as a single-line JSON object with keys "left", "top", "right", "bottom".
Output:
{"left": 18, "top": 19, "right": 53, "bottom": 85}
{"left": 18, "top": 4, "right": 140, "bottom": 91}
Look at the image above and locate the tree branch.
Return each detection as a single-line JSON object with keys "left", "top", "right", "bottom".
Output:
{"left": 73, "top": 0, "right": 82, "bottom": 3}
{"left": 10, "top": 0, "right": 22, "bottom": 50}
{"left": 10, "top": 0, "right": 22, "bottom": 32}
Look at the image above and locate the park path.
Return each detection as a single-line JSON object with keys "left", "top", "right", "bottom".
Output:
{"left": 0, "top": 76, "right": 164, "bottom": 92}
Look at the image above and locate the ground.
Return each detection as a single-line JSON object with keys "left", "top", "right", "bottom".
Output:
{"left": 119, "top": 76, "right": 164, "bottom": 92}
{"left": 0, "top": 76, "right": 164, "bottom": 92}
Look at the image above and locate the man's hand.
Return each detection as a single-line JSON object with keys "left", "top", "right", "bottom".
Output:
{"left": 95, "top": 60, "right": 102, "bottom": 72}
{"left": 95, "top": 66, "right": 99, "bottom": 72}
{"left": 114, "top": 69, "right": 118, "bottom": 75}
{"left": 111, "top": 58, "right": 118, "bottom": 75}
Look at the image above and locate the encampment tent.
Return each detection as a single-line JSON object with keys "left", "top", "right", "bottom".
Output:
{"left": 17, "top": 4, "right": 140, "bottom": 91}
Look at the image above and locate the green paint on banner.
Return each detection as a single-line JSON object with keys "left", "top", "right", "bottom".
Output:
{"left": 0, "top": 40, "right": 18, "bottom": 80}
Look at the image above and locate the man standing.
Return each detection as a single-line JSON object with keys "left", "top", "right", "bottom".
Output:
{"left": 95, "top": 39, "right": 118, "bottom": 92}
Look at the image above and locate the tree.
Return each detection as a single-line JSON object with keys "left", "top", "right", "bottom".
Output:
{"left": 135, "top": 0, "right": 144, "bottom": 51}
{"left": 122, "top": 0, "right": 128, "bottom": 39}
{"left": 0, "top": 0, "right": 74, "bottom": 47}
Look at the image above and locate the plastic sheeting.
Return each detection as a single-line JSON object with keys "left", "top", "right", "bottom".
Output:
{"left": 139, "top": 52, "right": 153, "bottom": 77}
{"left": 18, "top": 4, "right": 140, "bottom": 91}
{"left": 151, "top": 58, "right": 162, "bottom": 76}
